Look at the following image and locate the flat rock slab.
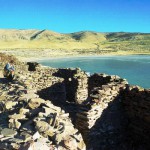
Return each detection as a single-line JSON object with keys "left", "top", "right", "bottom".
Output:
{"left": 9, "top": 114, "right": 26, "bottom": 120}
{"left": 1, "top": 128, "right": 17, "bottom": 137}
{"left": 19, "top": 138, "right": 51, "bottom": 150}
{"left": 5, "top": 101, "right": 18, "bottom": 110}
{"left": 35, "top": 121, "right": 50, "bottom": 133}
{"left": 0, "top": 96, "right": 7, "bottom": 101}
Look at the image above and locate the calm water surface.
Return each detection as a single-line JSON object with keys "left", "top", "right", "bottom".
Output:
{"left": 38, "top": 55, "right": 150, "bottom": 88}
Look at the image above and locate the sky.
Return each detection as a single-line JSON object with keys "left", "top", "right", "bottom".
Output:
{"left": 0, "top": 0, "right": 150, "bottom": 33}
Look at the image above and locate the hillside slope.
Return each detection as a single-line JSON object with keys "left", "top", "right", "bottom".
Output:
{"left": 0, "top": 29, "right": 149, "bottom": 55}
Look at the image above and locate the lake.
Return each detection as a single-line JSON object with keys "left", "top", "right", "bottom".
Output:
{"left": 38, "top": 55, "right": 150, "bottom": 89}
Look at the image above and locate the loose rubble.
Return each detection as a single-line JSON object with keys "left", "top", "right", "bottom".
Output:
{"left": 0, "top": 65, "right": 86, "bottom": 149}
{"left": 0, "top": 58, "right": 150, "bottom": 150}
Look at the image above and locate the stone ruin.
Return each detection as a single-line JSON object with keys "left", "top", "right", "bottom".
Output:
{"left": 0, "top": 64, "right": 85, "bottom": 150}
{"left": 121, "top": 86, "right": 150, "bottom": 147}
{"left": 0, "top": 61, "right": 150, "bottom": 150}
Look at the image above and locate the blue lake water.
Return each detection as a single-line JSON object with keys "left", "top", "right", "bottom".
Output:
{"left": 38, "top": 55, "right": 150, "bottom": 89}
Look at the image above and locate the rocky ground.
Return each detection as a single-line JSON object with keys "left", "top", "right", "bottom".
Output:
{"left": 0, "top": 54, "right": 149, "bottom": 150}
{"left": 0, "top": 68, "right": 85, "bottom": 150}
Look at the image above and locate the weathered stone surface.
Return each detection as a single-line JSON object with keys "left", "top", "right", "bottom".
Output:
{"left": 0, "top": 95, "right": 7, "bottom": 101}
{"left": 32, "top": 131, "right": 41, "bottom": 140}
{"left": 5, "top": 101, "right": 18, "bottom": 110}
{"left": 9, "top": 114, "right": 26, "bottom": 120}
{"left": 19, "top": 108, "right": 29, "bottom": 115}
{"left": 20, "top": 93, "right": 39, "bottom": 101}
{"left": 62, "top": 136, "right": 78, "bottom": 150}
{"left": 28, "top": 98, "right": 44, "bottom": 109}
{"left": 19, "top": 137, "right": 52, "bottom": 150}
{"left": 9, "top": 119, "right": 21, "bottom": 129}
{"left": 2, "top": 57, "right": 149, "bottom": 149}
{"left": 1, "top": 128, "right": 17, "bottom": 137}
{"left": 33, "top": 138, "right": 51, "bottom": 150}
{"left": 20, "top": 132, "right": 32, "bottom": 142}
{"left": 121, "top": 86, "right": 150, "bottom": 147}
{"left": 35, "top": 121, "right": 50, "bottom": 133}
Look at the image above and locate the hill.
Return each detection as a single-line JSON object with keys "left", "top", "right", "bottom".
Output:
{"left": 0, "top": 29, "right": 149, "bottom": 58}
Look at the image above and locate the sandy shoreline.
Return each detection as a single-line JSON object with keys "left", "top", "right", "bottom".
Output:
{"left": 17, "top": 52, "right": 150, "bottom": 62}
{"left": 0, "top": 49, "right": 150, "bottom": 62}
{"left": 23, "top": 53, "right": 150, "bottom": 62}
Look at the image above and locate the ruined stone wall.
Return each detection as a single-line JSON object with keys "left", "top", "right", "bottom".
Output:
{"left": 88, "top": 73, "right": 125, "bottom": 94}
{"left": 73, "top": 71, "right": 88, "bottom": 104}
{"left": 76, "top": 77, "right": 128, "bottom": 133}
{"left": 15, "top": 65, "right": 88, "bottom": 105}
{"left": 0, "top": 73, "right": 86, "bottom": 150}
{"left": 75, "top": 76, "right": 129, "bottom": 149}
{"left": 18, "top": 63, "right": 89, "bottom": 104}
{"left": 20, "top": 66, "right": 150, "bottom": 149}
{"left": 27, "top": 62, "right": 40, "bottom": 71}
{"left": 53, "top": 68, "right": 78, "bottom": 102}
{"left": 121, "top": 86, "right": 150, "bottom": 148}
{"left": 16, "top": 67, "right": 66, "bottom": 105}
{"left": 53, "top": 68, "right": 88, "bottom": 104}
{"left": 1, "top": 58, "right": 150, "bottom": 149}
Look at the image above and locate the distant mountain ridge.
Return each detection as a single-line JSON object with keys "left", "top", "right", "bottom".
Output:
{"left": 0, "top": 29, "right": 149, "bottom": 55}
{"left": 0, "top": 29, "right": 149, "bottom": 41}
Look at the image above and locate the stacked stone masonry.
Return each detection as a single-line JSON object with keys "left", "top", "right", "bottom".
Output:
{"left": 0, "top": 60, "right": 150, "bottom": 149}
{"left": 52, "top": 68, "right": 88, "bottom": 104}
{"left": 76, "top": 74, "right": 128, "bottom": 135}
{"left": 88, "top": 73, "right": 126, "bottom": 92}
{"left": 16, "top": 67, "right": 66, "bottom": 105}
{"left": 121, "top": 86, "right": 150, "bottom": 147}
{"left": 0, "top": 65, "right": 86, "bottom": 149}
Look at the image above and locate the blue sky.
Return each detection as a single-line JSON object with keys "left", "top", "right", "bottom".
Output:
{"left": 0, "top": 0, "right": 149, "bottom": 33}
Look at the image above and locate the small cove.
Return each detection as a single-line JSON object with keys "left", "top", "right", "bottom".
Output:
{"left": 38, "top": 55, "right": 150, "bottom": 88}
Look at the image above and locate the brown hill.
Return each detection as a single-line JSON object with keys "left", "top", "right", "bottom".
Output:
{"left": 0, "top": 29, "right": 149, "bottom": 55}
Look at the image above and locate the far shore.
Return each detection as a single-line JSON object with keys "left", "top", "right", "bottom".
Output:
{"left": 20, "top": 53, "right": 150, "bottom": 62}
{"left": 0, "top": 49, "right": 150, "bottom": 62}
{"left": 36, "top": 54, "right": 150, "bottom": 62}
